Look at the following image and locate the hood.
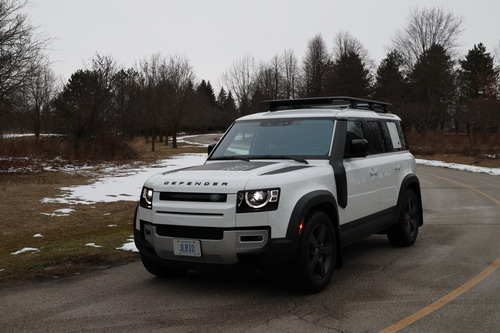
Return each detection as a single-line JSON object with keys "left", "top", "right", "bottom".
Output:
{"left": 145, "top": 160, "right": 312, "bottom": 193}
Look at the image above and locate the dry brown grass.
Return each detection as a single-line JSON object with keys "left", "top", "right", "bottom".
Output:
{"left": 0, "top": 137, "right": 206, "bottom": 285}
{"left": 127, "top": 136, "right": 206, "bottom": 161}
{"left": 407, "top": 130, "right": 500, "bottom": 168}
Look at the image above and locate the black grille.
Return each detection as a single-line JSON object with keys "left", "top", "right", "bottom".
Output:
{"left": 159, "top": 192, "right": 227, "bottom": 202}
{"left": 155, "top": 224, "right": 224, "bottom": 240}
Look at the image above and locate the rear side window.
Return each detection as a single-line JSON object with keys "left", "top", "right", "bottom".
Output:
{"left": 383, "top": 121, "right": 407, "bottom": 151}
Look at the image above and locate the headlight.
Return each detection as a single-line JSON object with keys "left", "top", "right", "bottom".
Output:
{"left": 237, "top": 188, "right": 279, "bottom": 213}
{"left": 140, "top": 186, "right": 154, "bottom": 209}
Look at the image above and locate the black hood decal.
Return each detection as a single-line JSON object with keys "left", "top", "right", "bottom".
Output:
{"left": 260, "top": 165, "right": 311, "bottom": 175}
{"left": 184, "top": 161, "right": 277, "bottom": 172}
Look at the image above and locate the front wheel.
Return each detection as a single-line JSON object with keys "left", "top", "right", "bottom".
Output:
{"left": 387, "top": 189, "right": 421, "bottom": 247}
{"left": 290, "top": 211, "right": 337, "bottom": 293}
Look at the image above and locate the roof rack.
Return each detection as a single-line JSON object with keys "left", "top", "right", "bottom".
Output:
{"left": 263, "top": 96, "right": 391, "bottom": 113}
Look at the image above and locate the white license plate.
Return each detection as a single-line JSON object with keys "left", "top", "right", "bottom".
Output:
{"left": 173, "top": 239, "right": 202, "bottom": 257}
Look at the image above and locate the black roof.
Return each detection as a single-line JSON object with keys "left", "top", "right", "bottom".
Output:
{"left": 262, "top": 96, "right": 391, "bottom": 113}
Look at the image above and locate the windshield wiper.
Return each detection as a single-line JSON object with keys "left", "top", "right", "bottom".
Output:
{"left": 246, "top": 155, "right": 309, "bottom": 164}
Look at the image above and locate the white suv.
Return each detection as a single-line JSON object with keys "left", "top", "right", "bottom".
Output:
{"left": 134, "top": 96, "right": 423, "bottom": 293}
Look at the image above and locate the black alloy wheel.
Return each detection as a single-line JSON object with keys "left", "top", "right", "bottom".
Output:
{"left": 388, "top": 189, "right": 421, "bottom": 247}
{"left": 290, "top": 211, "right": 337, "bottom": 293}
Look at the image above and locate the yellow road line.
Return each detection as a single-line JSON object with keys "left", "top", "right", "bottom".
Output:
{"left": 379, "top": 172, "right": 500, "bottom": 333}
{"left": 422, "top": 173, "right": 500, "bottom": 206}
{"left": 380, "top": 257, "right": 500, "bottom": 333}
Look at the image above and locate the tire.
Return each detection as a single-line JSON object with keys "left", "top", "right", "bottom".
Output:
{"left": 290, "top": 211, "right": 337, "bottom": 293}
{"left": 387, "top": 189, "right": 421, "bottom": 247}
{"left": 140, "top": 254, "right": 187, "bottom": 278}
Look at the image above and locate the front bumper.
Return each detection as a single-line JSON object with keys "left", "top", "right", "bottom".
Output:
{"left": 134, "top": 220, "right": 297, "bottom": 270}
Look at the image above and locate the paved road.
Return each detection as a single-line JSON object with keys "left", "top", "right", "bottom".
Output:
{"left": 1, "top": 165, "right": 499, "bottom": 333}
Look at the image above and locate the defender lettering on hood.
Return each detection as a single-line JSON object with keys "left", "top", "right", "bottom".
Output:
{"left": 164, "top": 181, "right": 228, "bottom": 186}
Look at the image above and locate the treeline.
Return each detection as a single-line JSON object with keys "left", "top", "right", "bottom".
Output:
{"left": 51, "top": 54, "right": 237, "bottom": 155}
{"left": 0, "top": 2, "right": 499, "bottom": 158}
{"left": 223, "top": 9, "right": 499, "bottom": 137}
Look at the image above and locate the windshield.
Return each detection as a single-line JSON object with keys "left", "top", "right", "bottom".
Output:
{"left": 210, "top": 118, "right": 334, "bottom": 160}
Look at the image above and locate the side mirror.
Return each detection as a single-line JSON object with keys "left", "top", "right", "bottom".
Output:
{"left": 348, "top": 139, "right": 369, "bottom": 158}
{"left": 207, "top": 143, "right": 216, "bottom": 155}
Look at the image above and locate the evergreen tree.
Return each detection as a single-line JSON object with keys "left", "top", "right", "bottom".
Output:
{"left": 373, "top": 50, "right": 408, "bottom": 115}
{"left": 408, "top": 44, "right": 456, "bottom": 130}
{"left": 458, "top": 43, "right": 498, "bottom": 99}
{"left": 53, "top": 69, "right": 115, "bottom": 156}
{"left": 327, "top": 51, "right": 371, "bottom": 98}
{"left": 191, "top": 80, "right": 217, "bottom": 132}
{"left": 113, "top": 68, "right": 140, "bottom": 137}
{"left": 216, "top": 87, "right": 227, "bottom": 109}
{"left": 300, "top": 34, "right": 331, "bottom": 97}
{"left": 457, "top": 43, "right": 499, "bottom": 134}
{"left": 222, "top": 91, "right": 238, "bottom": 126}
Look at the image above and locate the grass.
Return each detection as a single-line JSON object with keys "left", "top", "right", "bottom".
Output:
{"left": 0, "top": 136, "right": 206, "bottom": 286}
{"left": 406, "top": 130, "right": 500, "bottom": 168}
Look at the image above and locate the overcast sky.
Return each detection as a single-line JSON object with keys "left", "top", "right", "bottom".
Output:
{"left": 23, "top": 0, "right": 500, "bottom": 90}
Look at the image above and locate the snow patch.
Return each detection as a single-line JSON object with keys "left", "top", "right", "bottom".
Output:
{"left": 416, "top": 159, "right": 500, "bottom": 176}
{"left": 33, "top": 234, "right": 44, "bottom": 238}
{"left": 117, "top": 238, "right": 138, "bottom": 252}
{"left": 41, "top": 153, "right": 206, "bottom": 206}
{"left": 85, "top": 243, "right": 103, "bottom": 248}
{"left": 3, "top": 133, "right": 62, "bottom": 139}
{"left": 0, "top": 269, "right": 5, "bottom": 272}
{"left": 177, "top": 133, "right": 222, "bottom": 147}
{"left": 11, "top": 248, "right": 40, "bottom": 255}
{"left": 41, "top": 208, "right": 75, "bottom": 217}
{"left": 108, "top": 224, "right": 117, "bottom": 227}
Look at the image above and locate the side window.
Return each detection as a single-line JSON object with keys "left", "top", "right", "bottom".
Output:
{"left": 396, "top": 122, "right": 407, "bottom": 150}
{"left": 344, "top": 120, "right": 364, "bottom": 157}
{"left": 384, "top": 121, "right": 407, "bottom": 151}
{"left": 363, "top": 121, "right": 387, "bottom": 155}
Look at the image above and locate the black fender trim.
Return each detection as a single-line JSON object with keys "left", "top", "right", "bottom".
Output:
{"left": 285, "top": 190, "right": 343, "bottom": 267}
{"left": 330, "top": 120, "right": 348, "bottom": 208}
{"left": 396, "top": 173, "right": 423, "bottom": 226}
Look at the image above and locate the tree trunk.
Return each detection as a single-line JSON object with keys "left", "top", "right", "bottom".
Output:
{"left": 172, "top": 132, "right": 177, "bottom": 149}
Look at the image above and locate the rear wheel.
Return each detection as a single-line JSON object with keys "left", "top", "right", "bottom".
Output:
{"left": 290, "top": 211, "right": 337, "bottom": 293}
{"left": 387, "top": 189, "right": 421, "bottom": 247}
{"left": 140, "top": 254, "right": 187, "bottom": 278}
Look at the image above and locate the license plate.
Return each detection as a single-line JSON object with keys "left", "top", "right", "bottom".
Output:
{"left": 173, "top": 239, "right": 202, "bottom": 257}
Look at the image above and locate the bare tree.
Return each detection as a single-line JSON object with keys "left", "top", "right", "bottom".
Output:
{"left": 221, "top": 54, "right": 258, "bottom": 115}
{"left": 165, "top": 54, "right": 196, "bottom": 148}
{"left": 494, "top": 40, "right": 500, "bottom": 67}
{"left": 333, "top": 31, "right": 372, "bottom": 66}
{"left": 255, "top": 55, "right": 282, "bottom": 101}
{"left": 137, "top": 53, "right": 169, "bottom": 151}
{"left": 280, "top": 49, "right": 298, "bottom": 99}
{"left": 14, "top": 59, "right": 56, "bottom": 139}
{"left": 392, "top": 7, "right": 463, "bottom": 69}
{"left": 0, "top": 0, "right": 49, "bottom": 135}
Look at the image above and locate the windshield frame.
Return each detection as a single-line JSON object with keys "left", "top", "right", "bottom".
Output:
{"left": 208, "top": 117, "right": 336, "bottom": 161}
